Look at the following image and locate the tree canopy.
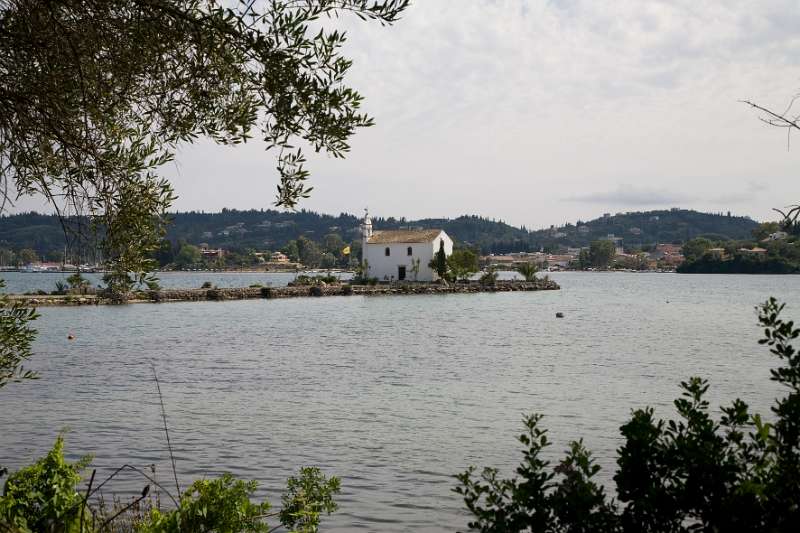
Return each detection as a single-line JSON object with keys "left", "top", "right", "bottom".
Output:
{"left": 0, "top": 0, "right": 408, "bottom": 286}
{"left": 0, "top": 280, "right": 38, "bottom": 389}
{"left": 589, "top": 240, "right": 615, "bottom": 268}
{"left": 448, "top": 248, "right": 479, "bottom": 281}
{"left": 681, "top": 237, "right": 713, "bottom": 262}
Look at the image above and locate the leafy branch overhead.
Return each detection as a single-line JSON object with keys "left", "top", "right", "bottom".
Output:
{"left": 0, "top": 280, "right": 39, "bottom": 389}
{"left": 0, "top": 0, "right": 409, "bottom": 279}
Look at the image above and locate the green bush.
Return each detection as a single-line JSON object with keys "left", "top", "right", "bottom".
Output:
{"left": 53, "top": 280, "right": 68, "bottom": 295}
{"left": 1, "top": 439, "right": 341, "bottom": 533}
{"left": 479, "top": 268, "right": 498, "bottom": 286}
{"left": 516, "top": 263, "right": 538, "bottom": 282}
{"left": 279, "top": 467, "right": 340, "bottom": 533}
{"left": 448, "top": 249, "right": 479, "bottom": 281}
{"left": 0, "top": 436, "right": 92, "bottom": 532}
{"left": 140, "top": 474, "right": 270, "bottom": 533}
{"left": 66, "top": 272, "right": 91, "bottom": 294}
{"left": 455, "top": 297, "right": 800, "bottom": 532}
{"left": 291, "top": 275, "right": 338, "bottom": 287}
{"left": 126, "top": 468, "right": 339, "bottom": 533}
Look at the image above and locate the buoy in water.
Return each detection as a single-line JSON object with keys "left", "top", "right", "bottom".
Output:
{"left": 67, "top": 334, "right": 75, "bottom": 340}
{"left": 556, "top": 312, "right": 564, "bottom": 318}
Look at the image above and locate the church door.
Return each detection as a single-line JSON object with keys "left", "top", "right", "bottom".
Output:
{"left": 398, "top": 265, "right": 406, "bottom": 280}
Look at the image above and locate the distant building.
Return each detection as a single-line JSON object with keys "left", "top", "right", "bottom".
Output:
{"left": 604, "top": 234, "right": 624, "bottom": 255}
{"left": 201, "top": 247, "right": 225, "bottom": 259}
{"left": 483, "top": 255, "right": 516, "bottom": 266}
{"left": 707, "top": 248, "right": 728, "bottom": 260}
{"left": 653, "top": 243, "right": 682, "bottom": 257}
{"left": 546, "top": 254, "right": 575, "bottom": 269}
{"left": 762, "top": 231, "right": 788, "bottom": 242}
{"left": 739, "top": 247, "right": 767, "bottom": 255}
{"left": 361, "top": 210, "right": 453, "bottom": 281}
{"left": 270, "top": 251, "right": 289, "bottom": 263}
{"left": 629, "top": 227, "right": 642, "bottom": 235}
{"left": 648, "top": 244, "right": 683, "bottom": 266}
{"left": 577, "top": 225, "right": 590, "bottom": 234}
{"left": 659, "top": 254, "right": 685, "bottom": 267}
{"left": 219, "top": 222, "right": 247, "bottom": 237}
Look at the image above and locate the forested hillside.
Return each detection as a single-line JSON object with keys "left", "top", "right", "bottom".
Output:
{"left": 0, "top": 208, "right": 759, "bottom": 261}
{"left": 525, "top": 209, "right": 758, "bottom": 253}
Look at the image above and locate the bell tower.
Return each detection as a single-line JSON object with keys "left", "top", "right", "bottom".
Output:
{"left": 360, "top": 208, "right": 372, "bottom": 268}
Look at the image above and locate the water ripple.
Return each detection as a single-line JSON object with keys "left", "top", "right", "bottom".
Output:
{"left": 1, "top": 272, "right": 797, "bottom": 532}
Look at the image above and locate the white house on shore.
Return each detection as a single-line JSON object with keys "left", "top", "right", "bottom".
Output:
{"left": 361, "top": 210, "right": 453, "bottom": 281}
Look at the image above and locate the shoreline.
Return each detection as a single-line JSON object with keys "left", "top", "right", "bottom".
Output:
{"left": 0, "top": 267, "right": 326, "bottom": 274}
{"left": 6, "top": 280, "right": 561, "bottom": 306}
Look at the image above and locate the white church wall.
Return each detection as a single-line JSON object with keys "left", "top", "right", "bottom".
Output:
{"left": 364, "top": 232, "right": 453, "bottom": 281}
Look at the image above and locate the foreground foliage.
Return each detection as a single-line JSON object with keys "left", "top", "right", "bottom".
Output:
{"left": 0, "top": 439, "right": 340, "bottom": 533}
{"left": 0, "top": 436, "right": 91, "bottom": 532}
{"left": 0, "top": 0, "right": 408, "bottom": 284}
{"left": 142, "top": 474, "right": 270, "bottom": 532}
{"left": 456, "top": 297, "right": 800, "bottom": 532}
{"left": 0, "top": 280, "right": 37, "bottom": 390}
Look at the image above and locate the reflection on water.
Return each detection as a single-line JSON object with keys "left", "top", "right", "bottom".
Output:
{"left": 0, "top": 272, "right": 797, "bottom": 531}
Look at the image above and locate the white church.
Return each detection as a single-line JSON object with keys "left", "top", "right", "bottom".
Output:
{"left": 360, "top": 210, "right": 453, "bottom": 282}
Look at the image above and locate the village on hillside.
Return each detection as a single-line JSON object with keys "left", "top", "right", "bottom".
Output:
{"left": 1, "top": 208, "right": 795, "bottom": 275}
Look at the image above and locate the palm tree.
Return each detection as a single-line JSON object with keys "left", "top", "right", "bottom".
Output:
{"left": 516, "top": 262, "right": 538, "bottom": 282}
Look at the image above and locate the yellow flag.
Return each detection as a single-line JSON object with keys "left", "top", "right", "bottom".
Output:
{"left": 342, "top": 246, "right": 351, "bottom": 255}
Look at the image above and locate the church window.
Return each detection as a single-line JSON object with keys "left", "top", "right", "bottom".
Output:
{"left": 385, "top": 247, "right": 390, "bottom": 256}
{"left": 407, "top": 246, "right": 413, "bottom": 256}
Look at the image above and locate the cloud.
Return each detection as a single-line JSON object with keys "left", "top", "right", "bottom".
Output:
{"left": 15, "top": 0, "right": 797, "bottom": 227}
{"left": 565, "top": 185, "right": 689, "bottom": 207}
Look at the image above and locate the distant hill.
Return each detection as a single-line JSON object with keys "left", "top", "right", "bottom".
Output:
{"left": 524, "top": 209, "right": 759, "bottom": 253}
{"left": 0, "top": 208, "right": 760, "bottom": 258}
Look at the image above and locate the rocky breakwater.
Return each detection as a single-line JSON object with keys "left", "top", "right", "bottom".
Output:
{"left": 8, "top": 279, "right": 560, "bottom": 306}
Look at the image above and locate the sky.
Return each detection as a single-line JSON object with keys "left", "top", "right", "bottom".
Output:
{"left": 16, "top": 0, "right": 800, "bottom": 229}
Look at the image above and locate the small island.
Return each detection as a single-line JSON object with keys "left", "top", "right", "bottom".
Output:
{"left": 7, "top": 277, "right": 561, "bottom": 306}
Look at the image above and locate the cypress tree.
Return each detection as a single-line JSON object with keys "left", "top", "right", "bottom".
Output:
{"left": 434, "top": 240, "right": 448, "bottom": 279}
